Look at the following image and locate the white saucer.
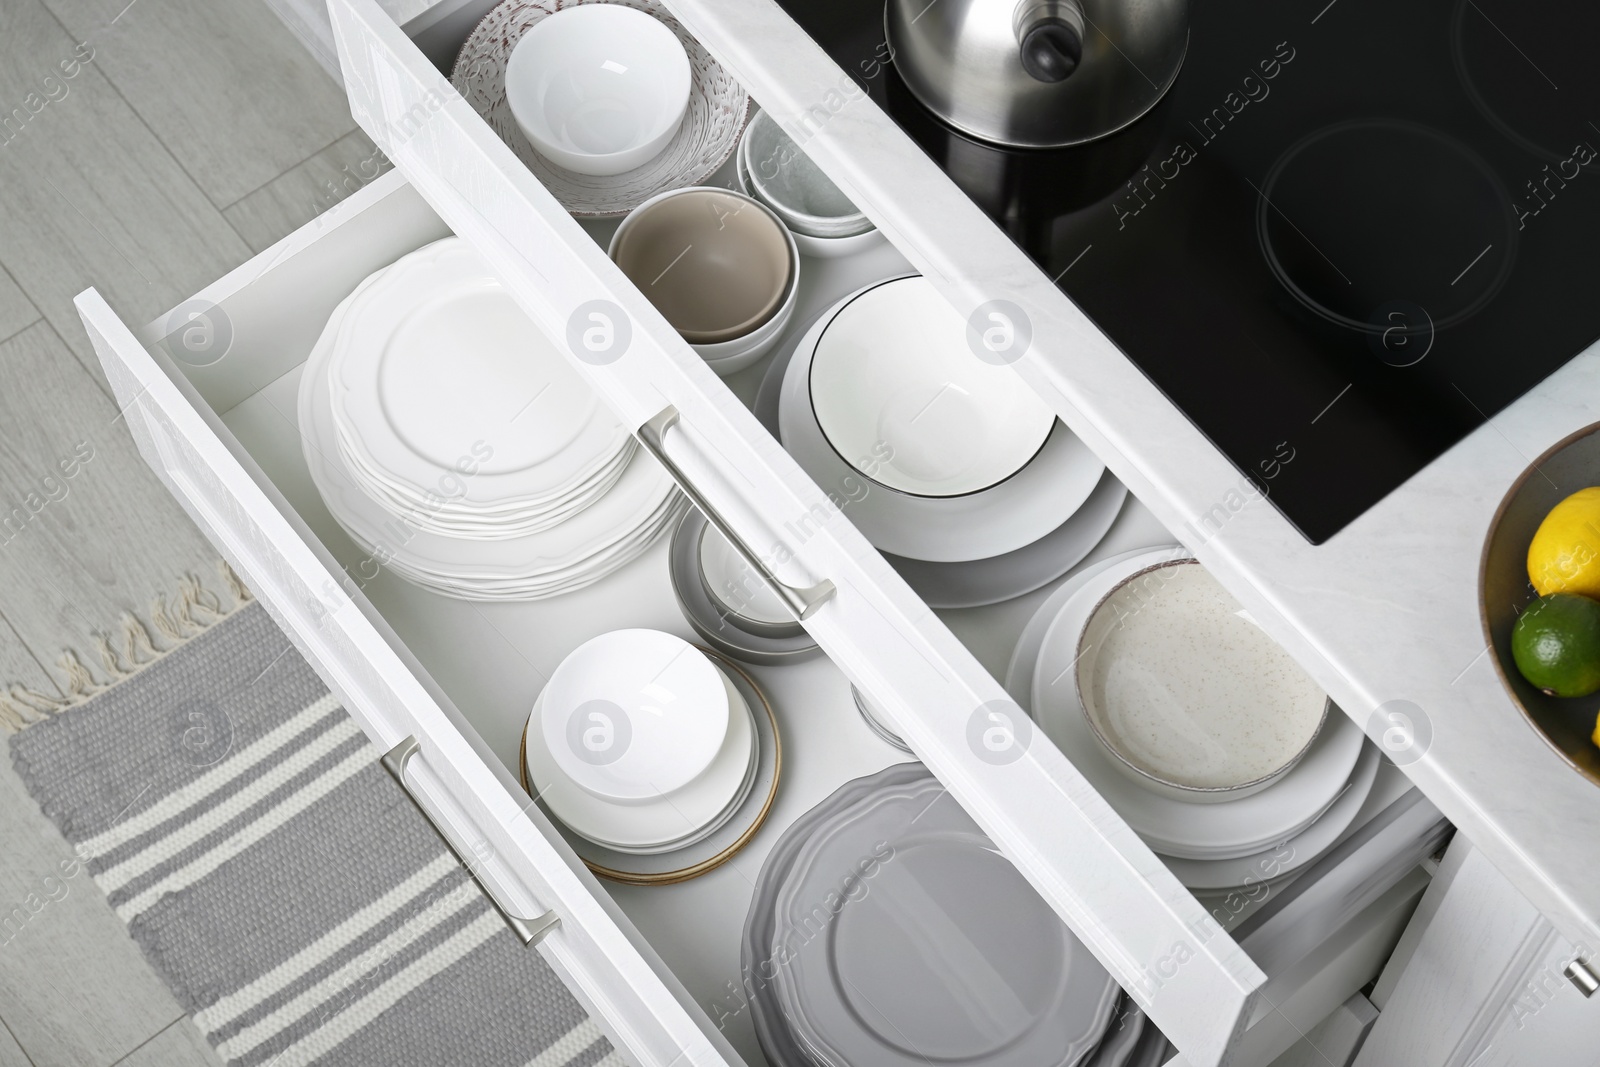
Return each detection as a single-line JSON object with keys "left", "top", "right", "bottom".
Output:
{"left": 1022, "top": 548, "right": 1366, "bottom": 860}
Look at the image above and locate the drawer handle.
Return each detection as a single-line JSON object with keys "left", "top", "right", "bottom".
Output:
{"left": 382, "top": 736, "right": 560, "bottom": 947}
{"left": 1567, "top": 958, "right": 1600, "bottom": 998}
{"left": 638, "top": 405, "right": 836, "bottom": 621}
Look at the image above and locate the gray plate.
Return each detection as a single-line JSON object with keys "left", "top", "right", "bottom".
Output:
{"left": 747, "top": 763, "right": 1120, "bottom": 1067}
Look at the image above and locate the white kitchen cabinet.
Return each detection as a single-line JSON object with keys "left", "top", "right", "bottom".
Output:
{"left": 1354, "top": 837, "right": 1600, "bottom": 1067}
{"left": 75, "top": 0, "right": 1599, "bottom": 1063}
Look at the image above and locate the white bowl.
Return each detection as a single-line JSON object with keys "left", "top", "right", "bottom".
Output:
{"left": 525, "top": 670, "right": 757, "bottom": 852}
{"left": 541, "top": 629, "right": 730, "bottom": 803}
{"left": 809, "top": 276, "right": 1055, "bottom": 498}
{"left": 504, "top": 5, "right": 690, "bottom": 177}
{"left": 1075, "top": 561, "right": 1329, "bottom": 803}
{"left": 697, "top": 524, "right": 799, "bottom": 637}
{"left": 737, "top": 109, "right": 871, "bottom": 238}
{"left": 735, "top": 147, "right": 883, "bottom": 259}
{"left": 777, "top": 280, "right": 1104, "bottom": 562}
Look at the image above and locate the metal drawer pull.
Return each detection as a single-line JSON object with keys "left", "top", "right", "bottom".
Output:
{"left": 382, "top": 736, "right": 560, "bottom": 946}
{"left": 1567, "top": 958, "right": 1600, "bottom": 998}
{"left": 638, "top": 405, "right": 836, "bottom": 621}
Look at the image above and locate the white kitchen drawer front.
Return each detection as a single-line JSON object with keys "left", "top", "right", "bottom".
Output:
{"left": 75, "top": 178, "right": 733, "bottom": 1067}
{"left": 325, "top": 0, "right": 1277, "bottom": 1060}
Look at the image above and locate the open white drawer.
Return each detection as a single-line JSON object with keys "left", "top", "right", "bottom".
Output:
{"left": 75, "top": 4, "right": 1451, "bottom": 1065}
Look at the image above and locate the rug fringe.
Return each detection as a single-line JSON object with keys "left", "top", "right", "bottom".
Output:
{"left": 1, "top": 561, "right": 254, "bottom": 733}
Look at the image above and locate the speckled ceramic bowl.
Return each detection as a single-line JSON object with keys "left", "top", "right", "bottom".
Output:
{"left": 1075, "top": 560, "right": 1330, "bottom": 804}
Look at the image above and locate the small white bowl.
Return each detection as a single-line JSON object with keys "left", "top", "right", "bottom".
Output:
{"left": 1075, "top": 561, "right": 1329, "bottom": 804}
{"left": 504, "top": 5, "right": 691, "bottom": 177}
{"left": 737, "top": 110, "right": 871, "bottom": 238}
{"left": 541, "top": 629, "right": 730, "bottom": 803}
{"left": 734, "top": 148, "right": 884, "bottom": 259}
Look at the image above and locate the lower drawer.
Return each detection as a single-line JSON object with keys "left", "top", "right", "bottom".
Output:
{"left": 82, "top": 166, "right": 1443, "bottom": 1067}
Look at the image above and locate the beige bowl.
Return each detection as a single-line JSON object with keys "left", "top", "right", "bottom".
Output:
{"left": 1075, "top": 560, "right": 1329, "bottom": 803}
{"left": 609, "top": 187, "right": 792, "bottom": 344}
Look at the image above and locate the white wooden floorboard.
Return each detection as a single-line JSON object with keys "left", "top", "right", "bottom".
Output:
{"left": 223, "top": 128, "right": 392, "bottom": 252}
{"left": 112, "top": 1018, "right": 223, "bottom": 1067}
{"left": 0, "top": 269, "right": 40, "bottom": 346}
{"left": 42, "top": 0, "right": 358, "bottom": 208}
{"left": 0, "top": 321, "right": 223, "bottom": 682}
{"left": 0, "top": 0, "right": 252, "bottom": 378}
{"left": 0, "top": 1022, "right": 31, "bottom": 1067}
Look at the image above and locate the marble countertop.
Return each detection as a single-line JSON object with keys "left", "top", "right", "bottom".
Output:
{"left": 678, "top": 0, "right": 1600, "bottom": 949}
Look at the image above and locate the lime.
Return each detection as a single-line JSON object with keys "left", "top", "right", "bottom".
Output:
{"left": 1511, "top": 594, "right": 1600, "bottom": 698}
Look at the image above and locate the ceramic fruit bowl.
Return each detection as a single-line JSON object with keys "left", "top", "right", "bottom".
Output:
{"left": 1480, "top": 422, "right": 1600, "bottom": 788}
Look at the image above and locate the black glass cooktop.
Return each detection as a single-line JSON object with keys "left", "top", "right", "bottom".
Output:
{"left": 772, "top": 0, "right": 1600, "bottom": 543}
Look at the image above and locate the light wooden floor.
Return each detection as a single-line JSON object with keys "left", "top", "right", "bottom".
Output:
{"left": 0, "top": 1, "right": 383, "bottom": 1063}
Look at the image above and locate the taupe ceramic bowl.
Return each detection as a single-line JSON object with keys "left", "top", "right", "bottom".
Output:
{"left": 1480, "top": 422, "right": 1600, "bottom": 789}
{"left": 609, "top": 187, "right": 791, "bottom": 344}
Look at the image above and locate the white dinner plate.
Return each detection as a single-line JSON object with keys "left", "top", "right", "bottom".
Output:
{"left": 328, "top": 238, "right": 630, "bottom": 512}
{"left": 1023, "top": 548, "right": 1366, "bottom": 859}
{"left": 778, "top": 279, "right": 1104, "bottom": 563}
{"left": 1158, "top": 740, "right": 1379, "bottom": 890}
{"left": 298, "top": 284, "right": 681, "bottom": 598}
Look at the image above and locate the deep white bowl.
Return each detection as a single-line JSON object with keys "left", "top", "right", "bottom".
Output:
{"left": 504, "top": 5, "right": 691, "bottom": 177}
{"left": 808, "top": 276, "right": 1056, "bottom": 498}
{"left": 541, "top": 629, "right": 730, "bottom": 803}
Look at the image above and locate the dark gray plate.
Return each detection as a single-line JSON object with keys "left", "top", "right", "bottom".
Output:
{"left": 1480, "top": 422, "right": 1600, "bottom": 788}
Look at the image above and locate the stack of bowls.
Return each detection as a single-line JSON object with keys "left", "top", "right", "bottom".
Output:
{"left": 778, "top": 276, "right": 1106, "bottom": 574}
{"left": 610, "top": 186, "right": 799, "bottom": 375}
{"left": 297, "top": 238, "right": 685, "bottom": 601}
{"left": 523, "top": 630, "right": 760, "bottom": 853}
{"left": 667, "top": 509, "right": 821, "bottom": 665}
{"left": 736, "top": 110, "right": 885, "bottom": 258}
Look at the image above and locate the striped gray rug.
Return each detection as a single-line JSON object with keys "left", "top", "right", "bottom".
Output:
{"left": 6, "top": 580, "right": 623, "bottom": 1067}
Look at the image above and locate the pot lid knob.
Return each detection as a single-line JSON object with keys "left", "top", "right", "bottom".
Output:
{"left": 1019, "top": 17, "right": 1083, "bottom": 82}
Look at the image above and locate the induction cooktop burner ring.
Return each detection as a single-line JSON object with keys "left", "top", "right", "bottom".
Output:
{"left": 1451, "top": 0, "right": 1586, "bottom": 166}
{"left": 1255, "top": 117, "right": 1519, "bottom": 348}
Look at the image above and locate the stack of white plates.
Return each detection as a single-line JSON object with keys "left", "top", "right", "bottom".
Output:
{"left": 297, "top": 238, "right": 684, "bottom": 600}
{"left": 1007, "top": 547, "right": 1382, "bottom": 892}
{"left": 744, "top": 763, "right": 1161, "bottom": 1067}
{"left": 776, "top": 276, "right": 1122, "bottom": 607}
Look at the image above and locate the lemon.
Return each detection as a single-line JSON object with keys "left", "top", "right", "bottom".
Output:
{"left": 1593, "top": 710, "right": 1600, "bottom": 750}
{"left": 1528, "top": 487, "right": 1600, "bottom": 597}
